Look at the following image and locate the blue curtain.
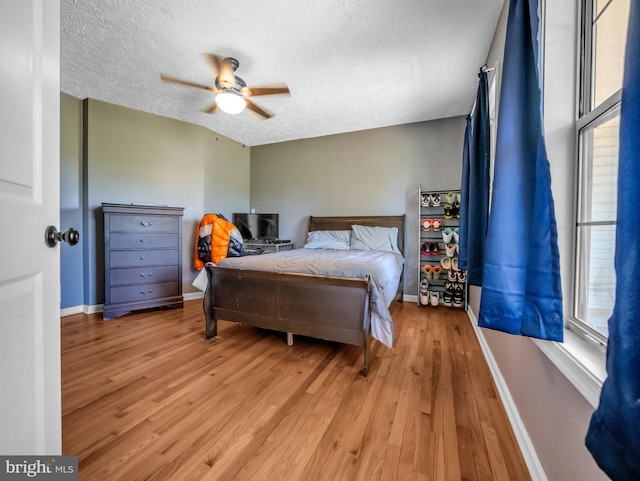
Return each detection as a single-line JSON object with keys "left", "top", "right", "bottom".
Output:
{"left": 459, "top": 116, "right": 471, "bottom": 269}
{"left": 585, "top": 2, "right": 640, "bottom": 479}
{"left": 459, "top": 70, "right": 490, "bottom": 286}
{"left": 477, "top": 0, "right": 563, "bottom": 341}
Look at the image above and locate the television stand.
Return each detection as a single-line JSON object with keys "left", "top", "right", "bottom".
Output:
{"left": 244, "top": 240, "right": 294, "bottom": 255}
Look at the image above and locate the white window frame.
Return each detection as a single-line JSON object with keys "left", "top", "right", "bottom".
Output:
{"left": 568, "top": 0, "right": 626, "bottom": 344}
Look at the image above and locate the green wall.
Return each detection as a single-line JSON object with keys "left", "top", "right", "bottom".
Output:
{"left": 60, "top": 93, "right": 84, "bottom": 308}
{"left": 250, "top": 117, "right": 466, "bottom": 296}
{"left": 61, "top": 96, "right": 464, "bottom": 307}
{"left": 60, "top": 95, "right": 250, "bottom": 308}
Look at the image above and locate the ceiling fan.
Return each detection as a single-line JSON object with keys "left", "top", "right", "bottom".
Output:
{"left": 160, "top": 54, "right": 290, "bottom": 119}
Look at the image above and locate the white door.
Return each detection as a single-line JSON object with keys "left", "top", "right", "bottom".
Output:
{"left": 0, "top": 0, "right": 62, "bottom": 454}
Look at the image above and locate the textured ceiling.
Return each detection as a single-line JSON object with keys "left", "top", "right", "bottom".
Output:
{"left": 60, "top": 0, "right": 504, "bottom": 147}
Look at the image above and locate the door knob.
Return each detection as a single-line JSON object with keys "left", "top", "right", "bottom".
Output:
{"left": 45, "top": 226, "right": 80, "bottom": 247}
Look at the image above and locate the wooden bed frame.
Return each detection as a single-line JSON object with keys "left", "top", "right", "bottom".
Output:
{"left": 203, "top": 215, "right": 405, "bottom": 376}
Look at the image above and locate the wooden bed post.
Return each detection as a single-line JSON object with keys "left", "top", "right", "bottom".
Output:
{"left": 204, "top": 264, "right": 217, "bottom": 339}
{"left": 362, "top": 332, "right": 371, "bottom": 377}
{"left": 206, "top": 318, "right": 218, "bottom": 340}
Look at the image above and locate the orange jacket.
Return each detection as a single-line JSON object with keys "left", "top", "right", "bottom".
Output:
{"left": 194, "top": 214, "right": 237, "bottom": 269}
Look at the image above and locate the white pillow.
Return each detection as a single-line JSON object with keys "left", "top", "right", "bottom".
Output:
{"left": 350, "top": 224, "right": 401, "bottom": 254}
{"left": 303, "top": 230, "right": 352, "bottom": 250}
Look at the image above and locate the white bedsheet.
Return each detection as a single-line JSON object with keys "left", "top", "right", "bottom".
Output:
{"left": 217, "top": 249, "right": 404, "bottom": 348}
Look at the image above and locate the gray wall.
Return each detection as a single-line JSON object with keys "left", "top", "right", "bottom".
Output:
{"left": 468, "top": 2, "right": 608, "bottom": 480}
{"left": 60, "top": 96, "right": 249, "bottom": 308}
{"left": 250, "top": 118, "right": 466, "bottom": 296}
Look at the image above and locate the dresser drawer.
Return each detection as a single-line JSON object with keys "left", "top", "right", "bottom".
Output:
{"left": 110, "top": 265, "right": 179, "bottom": 286}
{"left": 110, "top": 281, "right": 180, "bottom": 304}
{"left": 110, "top": 233, "right": 179, "bottom": 250}
{"left": 111, "top": 249, "right": 179, "bottom": 268}
{"left": 110, "top": 214, "right": 180, "bottom": 233}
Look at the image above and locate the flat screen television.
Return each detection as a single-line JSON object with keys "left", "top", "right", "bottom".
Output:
{"left": 232, "top": 213, "right": 279, "bottom": 240}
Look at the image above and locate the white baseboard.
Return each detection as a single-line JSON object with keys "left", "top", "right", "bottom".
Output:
{"left": 84, "top": 304, "right": 103, "bottom": 314}
{"left": 60, "top": 304, "right": 102, "bottom": 317}
{"left": 60, "top": 305, "right": 83, "bottom": 317}
{"left": 61, "top": 293, "right": 203, "bottom": 318}
{"left": 466, "top": 309, "right": 548, "bottom": 481}
{"left": 403, "top": 294, "right": 418, "bottom": 303}
{"left": 184, "top": 291, "right": 204, "bottom": 301}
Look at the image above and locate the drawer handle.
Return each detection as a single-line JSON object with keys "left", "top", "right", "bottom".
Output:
{"left": 139, "top": 273, "right": 153, "bottom": 278}
{"left": 140, "top": 289, "right": 153, "bottom": 294}
{"left": 139, "top": 239, "right": 145, "bottom": 243}
{"left": 141, "top": 221, "right": 153, "bottom": 227}
{"left": 140, "top": 256, "right": 145, "bottom": 259}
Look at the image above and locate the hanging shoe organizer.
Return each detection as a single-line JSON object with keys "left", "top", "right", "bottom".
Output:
{"left": 418, "top": 185, "right": 467, "bottom": 309}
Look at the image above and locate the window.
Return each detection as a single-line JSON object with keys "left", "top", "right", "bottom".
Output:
{"left": 573, "top": 0, "right": 629, "bottom": 341}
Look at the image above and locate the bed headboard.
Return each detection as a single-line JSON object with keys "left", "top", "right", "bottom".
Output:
{"left": 307, "top": 215, "right": 406, "bottom": 258}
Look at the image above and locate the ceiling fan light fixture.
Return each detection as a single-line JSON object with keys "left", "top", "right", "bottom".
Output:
{"left": 161, "top": 54, "right": 287, "bottom": 119}
{"left": 216, "top": 91, "right": 246, "bottom": 114}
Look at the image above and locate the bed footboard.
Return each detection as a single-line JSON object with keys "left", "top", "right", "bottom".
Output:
{"left": 204, "top": 265, "right": 373, "bottom": 375}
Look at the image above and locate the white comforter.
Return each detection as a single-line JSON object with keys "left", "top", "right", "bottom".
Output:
{"left": 217, "top": 249, "right": 404, "bottom": 348}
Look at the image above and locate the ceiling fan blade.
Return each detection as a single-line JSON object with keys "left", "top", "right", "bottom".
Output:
{"left": 160, "top": 74, "right": 219, "bottom": 93}
{"left": 202, "top": 53, "right": 222, "bottom": 76}
{"left": 245, "top": 99, "right": 273, "bottom": 119}
{"left": 202, "top": 101, "right": 219, "bottom": 114}
{"left": 241, "top": 84, "right": 290, "bottom": 97}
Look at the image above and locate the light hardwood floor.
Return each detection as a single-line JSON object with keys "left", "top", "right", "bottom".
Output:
{"left": 61, "top": 299, "right": 531, "bottom": 481}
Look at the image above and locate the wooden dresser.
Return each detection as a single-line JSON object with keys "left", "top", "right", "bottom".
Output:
{"left": 103, "top": 203, "right": 184, "bottom": 320}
